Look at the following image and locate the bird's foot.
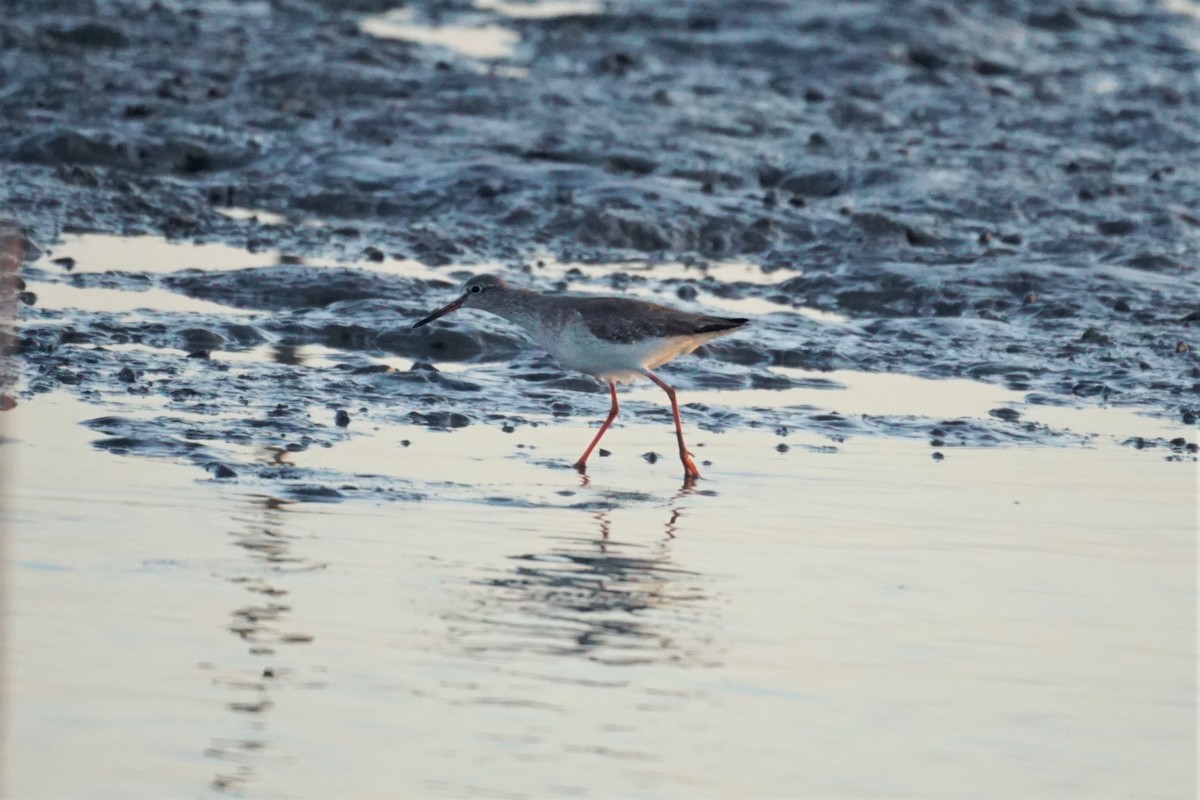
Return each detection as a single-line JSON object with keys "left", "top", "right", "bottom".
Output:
{"left": 680, "top": 454, "right": 702, "bottom": 480}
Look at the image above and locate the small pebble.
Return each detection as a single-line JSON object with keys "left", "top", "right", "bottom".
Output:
{"left": 335, "top": 409, "right": 350, "bottom": 427}
{"left": 642, "top": 451, "right": 659, "bottom": 464}
{"left": 932, "top": 452, "right": 945, "bottom": 461}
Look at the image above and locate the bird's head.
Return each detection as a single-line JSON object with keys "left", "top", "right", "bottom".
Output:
{"left": 411, "top": 273, "right": 511, "bottom": 328}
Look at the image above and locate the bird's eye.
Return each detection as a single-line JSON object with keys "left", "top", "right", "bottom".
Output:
{"left": 469, "top": 285, "right": 482, "bottom": 294}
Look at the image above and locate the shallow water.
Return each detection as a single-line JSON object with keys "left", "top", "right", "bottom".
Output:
{"left": 3, "top": 392, "right": 1196, "bottom": 799}
{"left": 361, "top": 9, "right": 522, "bottom": 60}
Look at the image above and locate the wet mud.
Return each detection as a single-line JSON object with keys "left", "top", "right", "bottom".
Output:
{"left": 2, "top": 0, "right": 1199, "bottom": 493}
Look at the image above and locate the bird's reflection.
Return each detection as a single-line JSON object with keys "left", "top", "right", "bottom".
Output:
{"left": 579, "top": 470, "right": 697, "bottom": 497}
{"left": 454, "top": 491, "right": 717, "bottom": 668}
{"left": 204, "top": 494, "right": 323, "bottom": 794}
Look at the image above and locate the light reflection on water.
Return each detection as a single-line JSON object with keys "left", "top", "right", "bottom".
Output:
{"left": 25, "top": 280, "right": 240, "bottom": 316}
{"left": 475, "top": 0, "right": 602, "bottom": 19}
{"left": 360, "top": 9, "right": 521, "bottom": 59}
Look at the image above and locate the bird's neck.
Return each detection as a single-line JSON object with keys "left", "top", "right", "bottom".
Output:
{"left": 486, "top": 289, "right": 539, "bottom": 324}
{"left": 485, "top": 290, "right": 555, "bottom": 339}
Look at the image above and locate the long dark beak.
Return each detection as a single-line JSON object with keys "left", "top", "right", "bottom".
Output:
{"left": 412, "top": 295, "right": 466, "bottom": 328}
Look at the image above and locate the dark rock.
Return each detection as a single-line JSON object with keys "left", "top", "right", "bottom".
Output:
{"left": 1097, "top": 219, "right": 1137, "bottom": 236}
{"left": 335, "top": 410, "right": 351, "bottom": 427}
{"left": 604, "top": 154, "right": 657, "bottom": 176}
{"left": 1079, "top": 327, "right": 1113, "bottom": 345}
{"left": 596, "top": 51, "right": 640, "bottom": 76}
{"left": 907, "top": 46, "right": 949, "bottom": 70}
{"left": 757, "top": 166, "right": 785, "bottom": 188}
{"left": 989, "top": 408, "right": 1021, "bottom": 422}
{"left": 583, "top": 210, "right": 675, "bottom": 251}
{"left": 286, "top": 485, "right": 343, "bottom": 502}
{"left": 1028, "top": 8, "right": 1082, "bottom": 31}
{"left": 178, "top": 328, "right": 225, "bottom": 351}
{"left": 1072, "top": 381, "right": 1108, "bottom": 397}
{"left": 779, "top": 169, "right": 844, "bottom": 197}
{"left": 165, "top": 266, "right": 403, "bottom": 310}
{"left": 973, "top": 57, "right": 1016, "bottom": 76}
{"left": 408, "top": 410, "right": 470, "bottom": 428}
{"left": 1123, "top": 253, "right": 1177, "bottom": 272}
{"left": 223, "top": 324, "right": 267, "bottom": 345}
{"left": 852, "top": 212, "right": 939, "bottom": 246}
{"left": 46, "top": 22, "right": 130, "bottom": 48}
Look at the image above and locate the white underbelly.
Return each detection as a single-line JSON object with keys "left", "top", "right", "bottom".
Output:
{"left": 536, "top": 329, "right": 701, "bottom": 382}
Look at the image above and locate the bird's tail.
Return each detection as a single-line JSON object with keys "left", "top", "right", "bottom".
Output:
{"left": 694, "top": 317, "right": 749, "bottom": 334}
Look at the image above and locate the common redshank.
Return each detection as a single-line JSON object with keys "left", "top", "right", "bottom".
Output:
{"left": 412, "top": 274, "right": 748, "bottom": 479}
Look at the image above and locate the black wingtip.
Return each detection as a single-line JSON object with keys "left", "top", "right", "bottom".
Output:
{"left": 695, "top": 318, "right": 749, "bottom": 334}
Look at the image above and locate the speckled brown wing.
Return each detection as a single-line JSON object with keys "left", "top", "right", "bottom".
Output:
{"left": 568, "top": 296, "right": 748, "bottom": 344}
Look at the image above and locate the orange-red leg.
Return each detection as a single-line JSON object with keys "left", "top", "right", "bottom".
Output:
{"left": 574, "top": 381, "right": 619, "bottom": 472}
{"left": 642, "top": 370, "right": 701, "bottom": 479}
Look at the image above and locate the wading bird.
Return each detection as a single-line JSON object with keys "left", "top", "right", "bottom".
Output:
{"left": 413, "top": 274, "right": 748, "bottom": 480}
